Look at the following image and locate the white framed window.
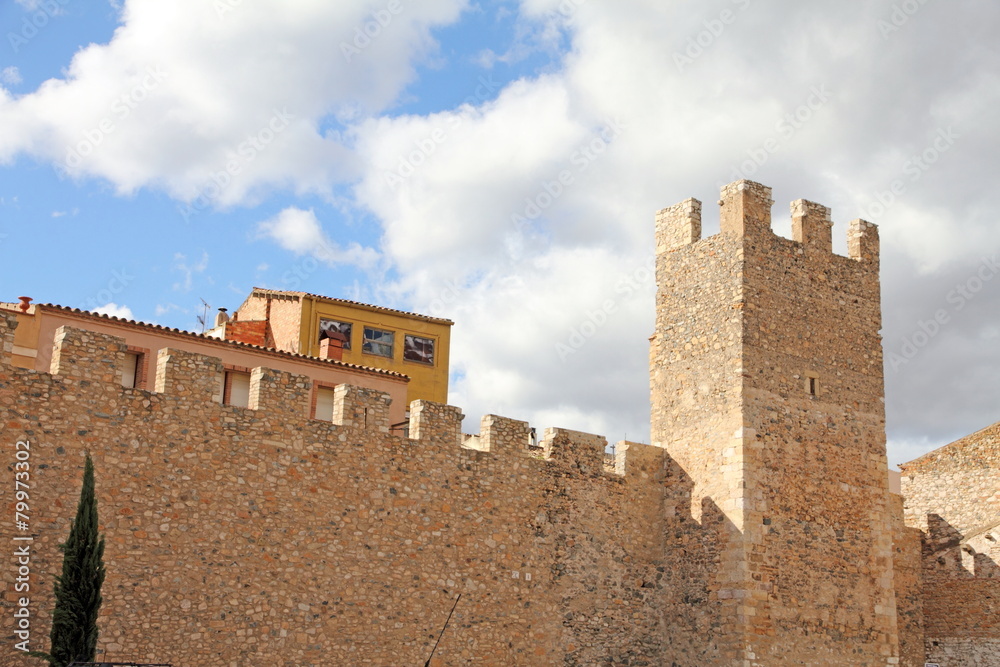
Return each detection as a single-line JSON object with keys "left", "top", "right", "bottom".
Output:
{"left": 314, "top": 386, "right": 336, "bottom": 421}
{"left": 225, "top": 371, "right": 251, "bottom": 408}
{"left": 122, "top": 352, "right": 140, "bottom": 389}
{"left": 362, "top": 327, "right": 394, "bottom": 358}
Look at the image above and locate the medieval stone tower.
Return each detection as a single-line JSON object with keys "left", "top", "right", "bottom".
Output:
{"left": 651, "top": 181, "right": 898, "bottom": 664}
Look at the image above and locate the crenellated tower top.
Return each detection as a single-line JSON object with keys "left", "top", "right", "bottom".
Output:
{"left": 656, "top": 179, "right": 879, "bottom": 269}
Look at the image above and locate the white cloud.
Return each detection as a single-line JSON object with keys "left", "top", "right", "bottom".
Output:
{"left": 154, "top": 303, "right": 181, "bottom": 317}
{"left": 0, "top": 0, "right": 467, "bottom": 205}
{"left": 256, "top": 207, "right": 379, "bottom": 269}
{"left": 171, "top": 252, "right": 210, "bottom": 292}
{"left": 346, "top": 0, "right": 1000, "bottom": 460}
{"left": 92, "top": 302, "right": 134, "bottom": 320}
{"left": 1, "top": 67, "right": 21, "bottom": 86}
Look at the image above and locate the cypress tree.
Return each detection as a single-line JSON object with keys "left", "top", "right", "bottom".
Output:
{"left": 35, "top": 454, "right": 106, "bottom": 667}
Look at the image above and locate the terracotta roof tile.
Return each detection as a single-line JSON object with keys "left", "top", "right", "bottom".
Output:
{"left": 249, "top": 287, "right": 454, "bottom": 325}
{"left": 33, "top": 304, "right": 410, "bottom": 381}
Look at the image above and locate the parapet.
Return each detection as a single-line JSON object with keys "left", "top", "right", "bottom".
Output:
{"left": 613, "top": 441, "right": 666, "bottom": 480}
{"left": 791, "top": 199, "right": 833, "bottom": 253}
{"left": 655, "top": 198, "right": 702, "bottom": 254}
{"left": 410, "top": 400, "right": 464, "bottom": 445}
{"left": 155, "top": 348, "right": 225, "bottom": 403}
{"left": 656, "top": 179, "right": 880, "bottom": 264}
{"left": 0, "top": 310, "right": 17, "bottom": 367}
{"left": 20, "top": 324, "right": 661, "bottom": 486}
{"left": 719, "top": 179, "right": 774, "bottom": 238}
{"left": 50, "top": 325, "right": 128, "bottom": 385}
{"left": 250, "top": 367, "right": 311, "bottom": 420}
{"left": 333, "top": 384, "right": 391, "bottom": 433}
{"left": 848, "top": 218, "right": 880, "bottom": 267}
{"left": 539, "top": 428, "right": 607, "bottom": 474}
{"left": 479, "top": 414, "right": 531, "bottom": 457}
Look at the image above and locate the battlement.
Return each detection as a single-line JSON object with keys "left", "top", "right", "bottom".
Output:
{"left": 0, "top": 310, "right": 16, "bottom": 367}
{"left": 0, "top": 313, "right": 672, "bottom": 665}
{"left": 655, "top": 179, "right": 879, "bottom": 266}
{"left": 1, "top": 318, "right": 660, "bottom": 480}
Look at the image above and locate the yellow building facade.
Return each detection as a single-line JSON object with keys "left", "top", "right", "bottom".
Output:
{"left": 300, "top": 295, "right": 451, "bottom": 406}
{"left": 230, "top": 288, "right": 452, "bottom": 407}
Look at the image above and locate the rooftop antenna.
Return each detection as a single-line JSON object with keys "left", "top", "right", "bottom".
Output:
{"left": 197, "top": 298, "right": 211, "bottom": 333}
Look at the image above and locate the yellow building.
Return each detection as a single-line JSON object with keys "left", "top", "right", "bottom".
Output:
{"left": 227, "top": 288, "right": 452, "bottom": 406}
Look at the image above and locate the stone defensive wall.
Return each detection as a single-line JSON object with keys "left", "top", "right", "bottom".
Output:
{"left": 0, "top": 311, "right": 671, "bottom": 666}
{"left": 900, "top": 424, "right": 1000, "bottom": 666}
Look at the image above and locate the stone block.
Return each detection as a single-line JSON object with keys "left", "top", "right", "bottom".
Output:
{"left": 50, "top": 325, "right": 127, "bottom": 385}
{"left": 332, "top": 384, "right": 391, "bottom": 432}
{"left": 249, "top": 367, "right": 311, "bottom": 419}
{"left": 154, "top": 348, "right": 224, "bottom": 402}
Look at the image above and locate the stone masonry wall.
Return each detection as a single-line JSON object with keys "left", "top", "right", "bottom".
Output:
{"left": 651, "top": 205, "right": 746, "bottom": 663}
{"left": 0, "top": 313, "right": 670, "bottom": 666}
{"left": 652, "top": 181, "right": 902, "bottom": 666}
{"left": 890, "top": 494, "right": 925, "bottom": 667}
{"left": 900, "top": 423, "right": 1000, "bottom": 666}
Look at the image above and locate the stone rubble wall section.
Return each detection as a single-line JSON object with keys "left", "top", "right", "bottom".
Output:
{"left": 0, "top": 311, "right": 670, "bottom": 666}
{"left": 900, "top": 423, "right": 1000, "bottom": 664}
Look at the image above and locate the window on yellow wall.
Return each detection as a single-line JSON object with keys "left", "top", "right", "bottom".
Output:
{"left": 403, "top": 334, "right": 435, "bottom": 365}
{"left": 363, "top": 327, "right": 394, "bottom": 357}
{"left": 319, "top": 318, "right": 352, "bottom": 349}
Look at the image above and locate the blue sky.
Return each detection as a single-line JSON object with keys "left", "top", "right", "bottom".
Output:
{"left": 2, "top": 0, "right": 1000, "bottom": 466}
{"left": 0, "top": 0, "right": 551, "bottom": 322}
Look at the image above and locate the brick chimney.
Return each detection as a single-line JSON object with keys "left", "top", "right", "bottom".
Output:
{"left": 320, "top": 333, "right": 346, "bottom": 362}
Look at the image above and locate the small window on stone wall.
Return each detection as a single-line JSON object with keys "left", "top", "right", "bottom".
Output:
{"left": 224, "top": 370, "right": 251, "bottom": 408}
{"left": 122, "top": 352, "right": 140, "bottom": 389}
{"left": 314, "top": 385, "right": 336, "bottom": 421}
{"left": 804, "top": 372, "right": 820, "bottom": 397}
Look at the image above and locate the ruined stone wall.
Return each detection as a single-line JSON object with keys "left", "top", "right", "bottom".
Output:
{"left": 901, "top": 422, "right": 1000, "bottom": 535}
{"left": 900, "top": 424, "right": 1000, "bottom": 666}
{"left": 0, "top": 313, "right": 669, "bottom": 666}
{"left": 652, "top": 181, "right": 900, "bottom": 665}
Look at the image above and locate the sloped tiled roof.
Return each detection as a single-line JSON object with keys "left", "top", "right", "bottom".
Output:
{"left": 32, "top": 303, "right": 410, "bottom": 381}
{"left": 247, "top": 287, "right": 454, "bottom": 326}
